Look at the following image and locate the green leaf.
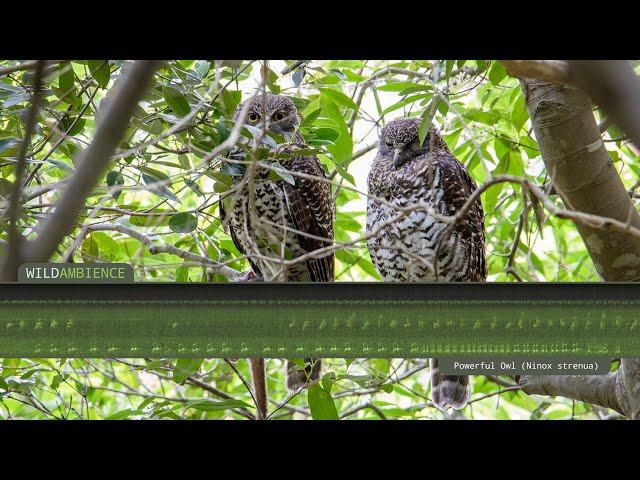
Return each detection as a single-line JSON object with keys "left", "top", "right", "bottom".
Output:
{"left": 377, "top": 81, "right": 423, "bottom": 92}
{"left": 81, "top": 235, "right": 100, "bottom": 262}
{"left": 418, "top": 96, "right": 440, "bottom": 146}
{"left": 221, "top": 90, "right": 242, "bottom": 115}
{"left": 163, "top": 86, "right": 190, "bottom": 117}
{"left": 58, "top": 64, "right": 75, "bottom": 93}
{"left": 195, "top": 60, "right": 210, "bottom": 79}
{"left": 128, "top": 212, "right": 172, "bottom": 227}
{"left": 463, "top": 108, "right": 502, "bottom": 125}
{"left": 186, "top": 399, "right": 252, "bottom": 412}
{"left": 173, "top": 358, "right": 203, "bottom": 384}
{"left": 300, "top": 107, "right": 322, "bottom": 129}
{"left": 169, "top": 212, "right": 198, "bottom": 233}
{"left": 50, "top": 374, "right": 64, "bottom": 390}
{"left": 0, "top": 138, "right": 20, "bottom": 156}
{"left": 488, "top": 61, "right": 508, "bottom": 85}
{"left": 141, "top": 172, "right": 181, "bottom": 203}
{"left": 308, "top": 384, "right": 339, "bottom": 420}
{"left": 318, "top": 88, "right": 359, "bottom": 111}
{"left": 184, "top": 178, "right": 204, "bottom": 197}
{"left": 482, "top": 154, "right": 511, "bottom": 212}
{"left": 178, "top": 154, "right": 191, "bottom": 170}
{"left": 380, "top": 93, "right": 431, "bottom": 115}
{"left": 105, "top": 408, "right": 141, "bottom": 420}
{"left": 87, "top": 60, "right": 110, "bottom": 88}
{"left": 91, "top": 231, "right": 120, "bottom": 260}
{"left": 48, "top": 159, "right": 74, "bottom": 173}
{"left": 321, "top": 94, "right": 352, "bottom": 166}
{"left": 292, "top": 67, "right": 305, "bottom": 87}
{"left": 106, "top": 170, "right": 125, "bottom": 200}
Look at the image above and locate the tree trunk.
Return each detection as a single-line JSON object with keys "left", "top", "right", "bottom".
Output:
{"left": 517, "top": 78, "right": 640, "bottom": 419}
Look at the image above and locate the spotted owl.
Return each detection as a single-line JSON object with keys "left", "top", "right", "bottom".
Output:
{"left": 219, "top": 93, "right": 333, "bottom": 401}
{"left": 366, "top": 117, "right": 486, "bottom": 410}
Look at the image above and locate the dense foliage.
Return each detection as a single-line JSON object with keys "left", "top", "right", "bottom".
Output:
{"left": 1, "top": 60, "right": 633, "bottom": 419}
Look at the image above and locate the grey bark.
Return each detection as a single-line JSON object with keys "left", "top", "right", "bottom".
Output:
{"left": 522, "top": 79, "right": 640, "bottom": 281}
{"left": 517, "top": 78, "right": 640, "bottom": 419}
{"left": 568, "top": 61, "right": 640, "bottom": 153}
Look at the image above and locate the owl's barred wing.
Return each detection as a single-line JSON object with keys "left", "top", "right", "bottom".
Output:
{"left": 438, "top": 154, "right": 487, "bottom": 281}
{"left": 282, "top": 154, "right": 334, "bottom": 282}
{"left": 219, "top": 197, "right": 262, "bottom": 277}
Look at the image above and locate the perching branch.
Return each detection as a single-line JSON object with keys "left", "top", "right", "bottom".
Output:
{"left": 21, "top": 60, "right": 163, "bottom": 265}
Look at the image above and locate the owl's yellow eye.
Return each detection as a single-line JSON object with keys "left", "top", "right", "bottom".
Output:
{"left": 274, "top": 111, "right": 286, "bottom": 121}
{"left": 247, "top": 112, "right": 260, "bottom": 124}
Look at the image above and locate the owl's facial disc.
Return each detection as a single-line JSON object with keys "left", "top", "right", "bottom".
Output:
{"left": 382, "top": 118, "right": 426, "bottom": 169}
{"left": 389, "top": 138, "right": 422, "bottom": 169}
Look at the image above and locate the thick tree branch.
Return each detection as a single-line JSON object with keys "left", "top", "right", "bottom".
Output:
{"left": 502, "top": 60, "right": 640, "bottom": 152}
{"left": 522, "top": 78, "right": 640, "bottom": 281}
{"left": 20, "top": 60, "right": 162, "bottom": 265}
{"left": 501, "top": 60, "right": 577, "bottom": 87}
{"left": 568, "top": 61, "right": 640, "bottom": 152}
{"left": 517, "top": 77, "right": 640, "bottom": 418}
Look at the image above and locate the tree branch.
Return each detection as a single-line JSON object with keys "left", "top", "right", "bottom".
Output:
{"left": 20, "top": 60, "right": 163, "bottom": 264}
{"left": 500, "top": 60, "right": 577, "bottom": 87}
{"left": 517, "top": 76, "right": 640, "bottom": 418}
{"left": 80, "top": 222, "right": 243, "bottom": 280}
{"left": 501, "top": 60, "right": 640, "bottom": 153}
{"left": 567, "top": 61, "right": 640, "bottom": 152}
{"left": 1, "top": 60, "right": 45, "bottom": 281}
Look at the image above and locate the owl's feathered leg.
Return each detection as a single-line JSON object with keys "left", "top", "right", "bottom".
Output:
{"left": 430, "top": 358, "right": 470, "bottom": 411}
{"left": 286, "top": 358, "right": 322, "bottom": 391}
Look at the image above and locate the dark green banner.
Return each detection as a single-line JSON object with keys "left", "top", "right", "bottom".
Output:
{"left": 0, "top": 283, "right": 639, "bottom": 357}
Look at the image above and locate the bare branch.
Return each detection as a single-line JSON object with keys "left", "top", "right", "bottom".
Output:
{"left": 281, "top": 60, "right": 307, "bottom": 75}
{"left": 22, "top": 60, "right": 163, "bottom": 264}
{"left": 500, "top": 60, "right": 576, "bottom": 87}
{"left": 0, "top": 60, "right": 65, "bottom": 77}
{"left": 568, "top": 61, "right": 640, "bottom": 152}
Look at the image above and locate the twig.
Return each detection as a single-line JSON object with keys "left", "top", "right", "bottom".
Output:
{"left": 281, "top": 60, "right": 307, "bottom": 75}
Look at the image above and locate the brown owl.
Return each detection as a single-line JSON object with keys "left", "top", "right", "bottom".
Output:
{"left": 219, "top": 93, "right": 334, "bottom": 418}
{"left": 366, "top": 117, "right": 486, "bottom": 410}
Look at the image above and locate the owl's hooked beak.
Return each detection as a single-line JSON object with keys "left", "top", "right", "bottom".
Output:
{"left": 393, "top": 147, "right": 407, "bottom": 169}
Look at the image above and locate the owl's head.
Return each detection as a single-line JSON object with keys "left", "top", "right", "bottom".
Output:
{"left": 234, "top": 93, "right": 300, "bottom": 137}
{"left": 379, "top": 117, "right": 441, "bottom": 169}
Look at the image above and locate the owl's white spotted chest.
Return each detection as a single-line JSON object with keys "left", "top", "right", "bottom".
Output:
{"left": 226, "top": 176, "right": 310, "bottom": 281}
{"left": 367, "top": 159, "right": 472, "bottom": 282}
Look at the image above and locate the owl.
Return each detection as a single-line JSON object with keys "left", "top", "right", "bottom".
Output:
{"left": 219, "top": 94, "right": 334, "bottom": 417}
{"left": 366, "top": 117, "right": 486, "bottom": 410}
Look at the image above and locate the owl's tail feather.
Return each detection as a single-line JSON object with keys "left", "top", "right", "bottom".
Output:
{"left": 430, "top": 358, "right": 470, "bottom": 411}
{"left": 286, "top": 358, "right": 322, "bottom": 391}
